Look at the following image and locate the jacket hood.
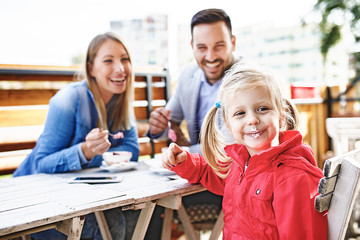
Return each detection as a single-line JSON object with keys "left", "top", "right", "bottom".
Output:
{"left": 224, "top": 130, "right": 323, "bottom": 178}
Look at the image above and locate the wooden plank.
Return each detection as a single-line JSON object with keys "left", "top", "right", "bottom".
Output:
{"left": 0, "top": 90, "right": 58, "bottom": 106}
{"left": 0, "top": 223, "right": 58, "bottom": 240}
{"left": 0, "top": 74, "right": 75, "bottom": 81}
{"left": 134, "top": 106, "right": 148, "bottom": 120}
{"left": 327, "top": 157, "right": 360, "bottom": 240}
{"left": 0, "top": 106, "right": 48, "bottom": 127}
{"left": 161, "top": 208, "right": 173, "bottom": 240}
{"left": 209, "top": 210, "right": 224, "bottom": 240}
{"left": 177, "top": 204, "right": 199, "bottom": 240}
{"left": 157, "top": 194, "right": 181, "bottom": 209}
{"left": 94, "top": 212, "right": 112, "bottom": 240}
{"left": 131, "top": 201, "right": 156, "bottom": 240}
{"left": 56, "top": 216, "right": 85, "bottom": 240}
{"left": 317, "top": 174, "right": 338, "bottom": 195}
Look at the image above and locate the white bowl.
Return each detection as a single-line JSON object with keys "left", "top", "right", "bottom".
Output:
{"left": 102, "top": 151, "right": 132, "bottom": 166}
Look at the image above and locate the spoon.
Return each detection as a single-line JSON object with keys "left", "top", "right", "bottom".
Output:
{"left": 168, "top": 122, "right": 177, "bottom": 142}
{"left": 108, "top": 131, "right": 124, "bottom": 139}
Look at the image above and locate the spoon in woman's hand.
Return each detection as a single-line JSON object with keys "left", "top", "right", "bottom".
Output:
{"left": 108, "top": 131, "right": 124, "bottom": 139}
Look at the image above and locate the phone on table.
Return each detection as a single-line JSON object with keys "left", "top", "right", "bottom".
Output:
{"left": 68, "top": 176, "right": 123, "bottom": 184}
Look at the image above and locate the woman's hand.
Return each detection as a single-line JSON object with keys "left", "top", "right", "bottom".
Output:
{"left": 162, "top": 143, "right": 187, "bottom": 170}
{"left": 81, "top": 128, "right": 111, "bottom": 160}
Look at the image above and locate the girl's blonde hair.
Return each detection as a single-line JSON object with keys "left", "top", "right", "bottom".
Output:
{"left": 80, "top": 32, "right": 135, "bottom": 131}
{"left": 201, "top": 63, "right": 299, "bottom": 178}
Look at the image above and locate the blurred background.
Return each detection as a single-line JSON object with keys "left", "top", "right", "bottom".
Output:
{"left": 2, "top": 0, "right": 358, "bottom": 88}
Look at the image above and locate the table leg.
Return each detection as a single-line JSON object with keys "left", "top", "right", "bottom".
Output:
{"left": 161, "top": 208, "right": 174, "bottom": 240}
{"left": 94, "top": 211, "right": 113, "bottom": 240}
{"left": 177, "top": 204, "right": 199, "bottom": 240}
{"left": 209, "top": 209, "right": 224, "bottom": 240}
{"left": 56, "top": 216, "right": 85, "bottom": 240}
{"left": 131, "top": 201, "right": 156, "bottom": 240}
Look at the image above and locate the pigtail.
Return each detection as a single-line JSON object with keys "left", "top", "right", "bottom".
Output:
{"left": 283, "top": 98, "right": 299, "bottom": 131}
{"left": 201, "top": 106, "right": 232, "bottom": 178}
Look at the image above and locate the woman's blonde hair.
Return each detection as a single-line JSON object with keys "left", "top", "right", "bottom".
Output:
{"left": 81, "top": 32, "right": 134, "bottom": 131}
{"left": 201, "top": 63, "right": 299, "bottom": 178}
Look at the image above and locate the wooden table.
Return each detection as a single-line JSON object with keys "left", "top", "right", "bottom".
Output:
{"left": 0, "top": 162, "right": 207, "bottom": 240}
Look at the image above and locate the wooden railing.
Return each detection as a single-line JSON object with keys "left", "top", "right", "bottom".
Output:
{"left": 0, "top": 64, "right": 171, "bottom": 174}
{"left": 1, "top": 64, "right": 348, "bottom": 174}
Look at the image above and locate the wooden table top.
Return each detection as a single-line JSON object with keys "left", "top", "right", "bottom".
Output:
{"left": 0, "top": 161, "right": 205, "bottom": 238}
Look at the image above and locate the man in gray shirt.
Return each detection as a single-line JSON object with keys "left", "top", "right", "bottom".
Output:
{"left": 146, "top": 8, "right": 241, "bottom": 239}
{"left": 149, "top": 8, "right": 239, "bottom": 153}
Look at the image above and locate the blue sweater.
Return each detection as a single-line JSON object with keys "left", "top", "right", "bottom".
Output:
{"left": 13, "top": 80, "right": 139, "bottom": 176}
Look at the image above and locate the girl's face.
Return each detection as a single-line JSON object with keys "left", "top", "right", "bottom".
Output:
{"left": 225, "top": 86, "right": 281, "bottom": 156}
{"left": 89, "top": 39, "right": 131, "bottom": 104}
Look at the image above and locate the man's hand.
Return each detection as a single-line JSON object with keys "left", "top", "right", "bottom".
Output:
{"left": 148, "top": 107, "right": 171, "bottom": 135}
{"left": 170, "top": 121, "right": 190, "bottom": 146}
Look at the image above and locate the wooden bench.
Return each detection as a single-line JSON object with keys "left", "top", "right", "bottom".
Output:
{"left": 0, "top": 64, "right": 171, "bottom": 175}
{"left": 315, "top": 148, "right": 360, "bottom": 239}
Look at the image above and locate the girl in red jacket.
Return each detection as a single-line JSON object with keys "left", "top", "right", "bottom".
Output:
{"left": 162, "top": 63, "right": 327, "bottom": 239}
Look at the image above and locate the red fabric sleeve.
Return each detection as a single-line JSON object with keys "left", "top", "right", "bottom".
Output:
{"left": 172, "top": 152, "right": 225, "bottom": 196}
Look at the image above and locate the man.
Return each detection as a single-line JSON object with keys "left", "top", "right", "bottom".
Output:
{"left": 148, "top": 8, "right": 239, "bottom": 153}
{"left": 146, "top": 8, "right": 241, "bottom": 239}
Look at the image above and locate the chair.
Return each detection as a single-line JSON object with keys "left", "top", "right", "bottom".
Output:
{"left": 315, "top": 148, "right": 360, "bottom": 240}
{"left": 326, "top": 117, "right": 360, "bottom": 156}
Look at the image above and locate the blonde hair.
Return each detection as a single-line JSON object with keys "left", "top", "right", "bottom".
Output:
{"left": 81, "top": 32, "right": 134, "bottom": 131}
{"left": 201, "top": 63, "right": 299, "bottom": 178}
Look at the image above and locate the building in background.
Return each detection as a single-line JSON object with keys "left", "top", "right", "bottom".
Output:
{"left": 111, "top": 15, "right": 169, "bottom": 68}
{"left": 235, "top": 23, "right": 349, "bottom": 89}
{"left": 110, "top": 15, "right": 350, "bottom": 91}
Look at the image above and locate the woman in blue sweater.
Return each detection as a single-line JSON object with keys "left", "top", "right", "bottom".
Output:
{"left": 14, "top": 32, "right": 140, "bottom": 240}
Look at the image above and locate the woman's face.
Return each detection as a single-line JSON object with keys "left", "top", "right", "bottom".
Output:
{"left": 225, "top": 86, "right": 280, "bottom": 156}
{"left": 90, "top": 39, "right": 131, "bottom": 104}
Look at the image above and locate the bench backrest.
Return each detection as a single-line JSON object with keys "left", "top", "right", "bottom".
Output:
{"left": 0, "top": 64, "right": 170, "bottom": 174}
{"left": 315, "top": 148, "right": 360, "bottom": 240}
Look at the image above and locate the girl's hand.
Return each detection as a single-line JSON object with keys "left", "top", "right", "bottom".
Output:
{"left": 162, "top": 143, "right": 187, "bottom": 169}
{"left": 81, "top": 128, "right": 111, "bottom": 160}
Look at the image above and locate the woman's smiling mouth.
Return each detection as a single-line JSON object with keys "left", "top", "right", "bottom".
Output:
{"left": 110, "top": 77, "right": 126, "bottom": 83}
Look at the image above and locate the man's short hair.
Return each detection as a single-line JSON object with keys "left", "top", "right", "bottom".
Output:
{"left": 191, "top": 8, "right": 232, "bottom": 37}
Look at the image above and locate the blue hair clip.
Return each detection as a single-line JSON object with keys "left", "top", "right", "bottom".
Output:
{"left": 215, "top": 101, "right": 221, "bottom": 108}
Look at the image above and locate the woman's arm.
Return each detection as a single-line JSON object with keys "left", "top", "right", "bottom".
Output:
{"left": 33, "top": 90, "right": 86, "bottom": 173}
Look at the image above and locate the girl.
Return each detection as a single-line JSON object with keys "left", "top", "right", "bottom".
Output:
{"left": 162, "top": 63, "right": 327, "bottom": 239}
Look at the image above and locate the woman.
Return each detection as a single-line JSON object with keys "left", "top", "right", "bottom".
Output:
{"left": 14, "top": 32, "right": 140, "bottom": 239}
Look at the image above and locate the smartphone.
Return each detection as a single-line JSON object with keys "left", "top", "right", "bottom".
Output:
{"left": 68, "top": 176, "right": 123, "bottom": 184}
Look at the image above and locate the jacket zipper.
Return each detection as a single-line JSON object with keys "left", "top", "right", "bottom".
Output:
{"left": 237, "top": 157, "right": 250, "bottom": 184}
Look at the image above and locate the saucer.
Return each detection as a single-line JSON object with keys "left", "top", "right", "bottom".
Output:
{"left": 100, "top": 161, "right": 138, "bottom": 172}
{"left": 144, "top": 158, "right": 177, "bottom": 175}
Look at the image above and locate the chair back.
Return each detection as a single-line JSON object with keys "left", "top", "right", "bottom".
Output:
{"left": 315, "top": 148, "right": 360, "bottom": 240}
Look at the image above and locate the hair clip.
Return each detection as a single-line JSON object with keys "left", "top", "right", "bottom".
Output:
{"left": 215, "top": 101, "right": 221, "bottom": 108}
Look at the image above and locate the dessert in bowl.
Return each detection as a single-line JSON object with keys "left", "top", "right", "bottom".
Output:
{"left": 102, "top": 151, "right": 132, "bottom": 166}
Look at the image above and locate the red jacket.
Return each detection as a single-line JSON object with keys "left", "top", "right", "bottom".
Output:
{"left": 173, "top": 130, "right": 327, "bottom": 239}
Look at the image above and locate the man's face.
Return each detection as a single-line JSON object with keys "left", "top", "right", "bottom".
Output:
{"left": 191, "top": 21, "right": 236, "bottom": 84}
